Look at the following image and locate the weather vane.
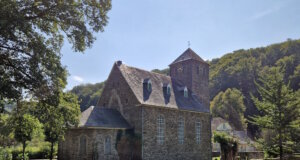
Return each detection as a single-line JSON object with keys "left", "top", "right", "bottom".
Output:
{"left": 188, "top": 41, "right": 191, "bottom": 48}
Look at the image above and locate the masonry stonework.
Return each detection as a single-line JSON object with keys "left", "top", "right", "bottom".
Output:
{"left": 59, "top": 48, "right": 211, "bottom": 160}
{"left": 142, "top": 106, "right": 211, "bottom": 160}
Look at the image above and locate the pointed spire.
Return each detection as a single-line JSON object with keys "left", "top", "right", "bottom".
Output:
{"left": 170, "top": 48, "right": 207, "bottom": 66}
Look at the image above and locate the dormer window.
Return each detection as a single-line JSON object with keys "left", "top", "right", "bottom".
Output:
{"left": 184, "top": 87, "right": 188, "bottom": 98}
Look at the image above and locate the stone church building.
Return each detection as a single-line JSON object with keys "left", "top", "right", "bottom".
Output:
{"left": 58, "top": 48, "right": 211, "bottom": 160}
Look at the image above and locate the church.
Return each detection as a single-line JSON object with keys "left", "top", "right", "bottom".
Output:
{"left": 58, "top": 48, "right": 212, "bottom": 160}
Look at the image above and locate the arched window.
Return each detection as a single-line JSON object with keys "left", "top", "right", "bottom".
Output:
{"left": 147, "top": 80, "right": 152, "bottom": 91}
{"left": 104, "top": 136, "right": 111, "bottom": 154}
{"left": 157, "top": 115, "right": 165, "bottom": 144}
{"left": 195, "top": 120, "right": 201, "bottom": 144}
{"left": 184, "top": 87, "right": 188, "bottom": 98}
{"left": 167, "top": 84, "right": 171, "bottom": 95}
{"left": 178, "top": 117, "right": 184, "bottom": 144}
{"left": 79, "top": 135, "right": 87, "bottom": 155}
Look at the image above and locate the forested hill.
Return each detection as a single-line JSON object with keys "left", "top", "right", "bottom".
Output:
{"left": 70, "top": 82, "right": 105, "bottom": 111}
{"left": 71, "top": 39, "right": 300, "bottom": 124}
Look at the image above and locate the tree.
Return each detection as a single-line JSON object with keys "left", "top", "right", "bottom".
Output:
{"left": 9, "top": 107, "right": 41, "bottom": 160}
{"left": 0, "top": 0, "right": 112, "bottom": 102}
{"left": 0, "top": 113, "right": 15, "bottom": 147}
{"left": 210, "top": 88, "right": 247, "bottom": 130}
{"left": 37, "top": 92, "right": 80, "bottom": 160}
{"left": 250, "top": 67, "right": 300, "bottom": 159}
{"left": 213, "top": 131, "right": 238, "bottom": 160}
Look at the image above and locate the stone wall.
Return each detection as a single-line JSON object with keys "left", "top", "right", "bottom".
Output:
{"left": 169, "top": 59, "right": 209, "bottom": 107}
{"left": 142, "top": 106, "right": 212, "bottom": 160}
{"left": 58, "top": 128, "right": 121, "bottom": 160}
{"left": 97, "top": 63, "right": 143, "bottom": 134}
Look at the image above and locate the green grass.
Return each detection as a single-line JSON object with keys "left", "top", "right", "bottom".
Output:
{"left": 212, "top": 157, "right": 220, "bottom": 160}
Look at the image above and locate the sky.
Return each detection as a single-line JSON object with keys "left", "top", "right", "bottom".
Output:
{"left": 61, "top": 0, "right": 300, "bottom": 90}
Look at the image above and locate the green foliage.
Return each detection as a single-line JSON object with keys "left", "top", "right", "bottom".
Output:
{"left": 210, "top": 88, "right": 246, "bottom": 130}
{"left": 0, "top": 147, "right": 12, "bottom": 160}
{"left": 8, "top": 108, "right": 41, "bottom": 160}
{"left": 35, "top": 92, "right": 80, "bottom": 159}
{"left": 11, "top": 145, "right": 53, "bottom": 160}
{"left": 9, "top": 113, "right": 41, "bottom": 145}
{"left": 250, "top": 67, "right": 300, "bottom": 159}
{"left": 0, "top": 114, "right": 15, "bottom": 147}
{"left": 0, "top": 0, "right": 111, "bottom": 103}
{"left": 213, "top": 131, "right": 238, "bottom": 160}
{"left": 70, "top": 82, "right": 105, "bottom": 111}
{"left": 151, "top": 68, "right": 170, "bottom": 76}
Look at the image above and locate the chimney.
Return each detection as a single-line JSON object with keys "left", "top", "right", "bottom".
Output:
{"left": 116, "top": 60, "right": 122, "bottom": 66}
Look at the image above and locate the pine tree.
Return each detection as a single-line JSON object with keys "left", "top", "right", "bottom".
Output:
{"left": 251, "top": 67, "right": 300, "bottom": 159}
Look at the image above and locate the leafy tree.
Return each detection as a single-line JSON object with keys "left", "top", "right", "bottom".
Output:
{"left": 36, "top": 92, "right": 80, "bottom": 160}
{"left": 250, "top": 67, "right": 300, "bottom": 159}
{"left": 213, "top": 131, "right": 238, "bottom": 160}
{"left": 0, "top": 0, "right": 111, "bottom": 103}
{"left": 9, "top": 107, "right": 41, "bottom": 160}
{"left": 210, "top": 88, "right": 247, "bottom": 130}
{"left": 0, "top": 113, "right": 15, "bottom": 147}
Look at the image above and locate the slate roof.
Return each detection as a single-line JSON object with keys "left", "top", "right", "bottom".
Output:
{"left": 117, "top": 63, "right": 209, "bottom": 113}
{"left": 170, "top": 48, "right": 208, "bottom": 65}
{"left": 79, "top": 106, "right": 131, "bottom": 129}
{"left": 211, "top": 117, "right": 230, "bottom": 131}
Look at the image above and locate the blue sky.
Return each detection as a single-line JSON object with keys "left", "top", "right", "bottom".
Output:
{"left": 61, "top": 0, "right": 300, "bottom": 90}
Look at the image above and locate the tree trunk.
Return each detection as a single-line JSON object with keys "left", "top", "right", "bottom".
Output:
{"left": 50, "top": 141, "right": 54, "bottom": 160}
{"left": 22, "top": 141, "right": 26, "bottom": 160}
{"left": 279, "top": 106, "right": 283, "bottom": 160}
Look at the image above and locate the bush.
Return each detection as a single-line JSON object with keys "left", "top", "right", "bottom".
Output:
{"left": 11, "top": 146, "right": 52, "bottom": 159}
{"left": 0, "top": 147, "right": 12, "bottom": 160}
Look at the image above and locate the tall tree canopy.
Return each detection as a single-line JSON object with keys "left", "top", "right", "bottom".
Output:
{"left": 0, "top": 0, "right": 111, "bottom": 102}
{"left": 210, "top": 88, "right": 246, "bottom": 130}
{"left": 251, "top": 67, "right": 300, "bottom": 159}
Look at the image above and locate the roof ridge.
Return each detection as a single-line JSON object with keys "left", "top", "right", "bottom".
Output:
{"left": 170, "top": 48, "right": 207, "bottom": 65}
{"left": 122, "top": 63, "right": 171, "bottom": 79}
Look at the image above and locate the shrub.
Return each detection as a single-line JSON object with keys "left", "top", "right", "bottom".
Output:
{"left": 11, "top": 146, "right": 52, "bottom": 159}
{"left": 0, "top": 147, "right": 12, "bottom": 160}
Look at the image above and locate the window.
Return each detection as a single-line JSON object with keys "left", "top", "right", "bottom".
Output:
{"left": 195, "top": 120, "right": 201, "bottom": 144}
{"left": 184, "top": 87, "right": 188, "bottom": 98}
{"left": 178, "top": 117, "right": 184, "bottom": 144}
{"left": 167, "top": 84, "right": 171, "bottom": 95}
{"left": 157, "top": 115, "right": 165, "bottom": 144}
{"left": 79, "top": 135, "right": 87, "bottom": 155}
{"left": 147, "top": 80, "right": 152, "bottom": 91}
{"left": 104, "top": 136, "right": 111, "bottom": 154}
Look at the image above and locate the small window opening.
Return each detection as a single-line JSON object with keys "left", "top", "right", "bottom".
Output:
{"left": 104, "top": 136, "right": 111, "bottom": 154}
{"left": 184, "top": 87, "right": 188, "bottom": 98}
{"left": 125, "top": 99, "right": 129, "bottom": 104}
{"left": 167, "top": 84, "right": 171, "bottom": 95}
{"left": 147, "top": 80, "right": 152, "bottom": 91}
{"left": 79, "top": 135, "right": 87, "bottom": 155}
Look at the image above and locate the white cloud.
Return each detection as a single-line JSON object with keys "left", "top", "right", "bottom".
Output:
{"left": 72, "top": 75, "right": 84, "bottom": 83}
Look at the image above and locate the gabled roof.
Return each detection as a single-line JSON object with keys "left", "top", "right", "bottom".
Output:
{"left": 212, "top": 117, "right": 230, "bottom": 131}
{"left": 117, "top": 63, "right": 209, "bottom": 113}
{"left": 79, "top": 106, "right": 131, "bottom": 129}
{"left": 170, "top": 48, "right": 208, "bottom": 65}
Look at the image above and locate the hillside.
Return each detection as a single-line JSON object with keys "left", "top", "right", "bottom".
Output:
{"left": 70, "top": 39, "right": 300, "bottom": 135}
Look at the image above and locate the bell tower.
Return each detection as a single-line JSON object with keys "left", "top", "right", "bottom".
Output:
{"left": 169, "top": 48, "right": 209, "bottom": 107}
